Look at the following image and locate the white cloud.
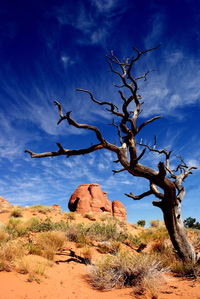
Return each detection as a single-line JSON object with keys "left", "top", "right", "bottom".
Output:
{"left": 166, "top": 50, "right": 184, "bottom": 65}
{"left": 91, "top": 0, "right": 118, "bottom": 12}
{"left": 61, "top": 55, "right": 75, "bottom": 67}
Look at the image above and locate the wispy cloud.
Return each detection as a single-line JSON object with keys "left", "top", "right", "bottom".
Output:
{"left": 54, "top": 1, "right": 122, "bottom": 46}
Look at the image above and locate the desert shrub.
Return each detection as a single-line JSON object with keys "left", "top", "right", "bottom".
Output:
{"left": 98, "top": 213, "right": 113, "bottom": 222}
{"left": 150, "top": 219, "right": 164, "bottom": 228}
{"left": 0, "top": 240, "right": 26, "bottom": 270}
{"left": 27, "top": 217, "right": 67, "bottom": 233}
{"left": 81, "top": 247, "right": 93, "bottom": 263}
{"left": 10, "top": 208, "right": 23, "bottom": 218}
{"left": 30, "top": 205, "right": 54, "bottom": 214}
{"left": 17, "top": 255, "right": 53, "bottom": 281}
{"left": 64, "top": 212, "right": 76, "bottom": 220}
{"left": 25, "top": 243, "right": 43, "bottom": 256}
{"left": 87, "top": 221, "right": 127, "bottom": 242}
{"left": 125, "top": 234, "right": 141, "bottom": 247}
{"left": 66, "top": 223, "right": 88, "bottom": 244}
{"left": 138, "top": 227, "right": 168, "bottom": 243}
{"left": 5, "top": 218, "right": 28, "bottom": 237}
{"left": 170, "top": 260, "right": 200, "bottom": 278}
{"left": 137, "top": 220, "right": 146, "bottom": 227}
{"left": 35, "top": 231, "right": 66, "bottom": 260}
{"left": 150, "top": 241, "right": 168, "bottom": 253}
{"left": 88, "top": 251, "right": 166, "bottom": 292}
{"left": 0, "top": 228, "right": 9, "bottom": 244}
{"left": 184, "top": 217, "right": 200, "bottom": 229}
{"left": 97, "top": 240, "right": 121, "bottom": 254}
{"left": 84, "top": 212, "right": 96, "bottom": 221}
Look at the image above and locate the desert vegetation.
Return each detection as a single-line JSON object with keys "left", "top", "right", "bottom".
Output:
{"left": 0, "top": 204, "right": 199, "bottom": 295}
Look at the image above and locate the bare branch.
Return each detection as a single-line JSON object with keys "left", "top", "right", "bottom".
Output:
{"left": 112, "top": 168, "right": 126, "bottom": 175}
{"left": 76, "top": 88, "right": 123, "bottom": 117}
{"left": 137, "top": 116, "right": 161, "bottom": 133}
{"left": 66, "top": 112, "right": 106, "bottom": 144}
{"left": 135, "top": 70, "right": 155, "bottom": 81}
{"left": 124, "top": 190, "right": 152, "bottom": 200}
{"left": 25, "top": 143, "right": 105, "bottom": 159}
{"left": 150, "top": 183, "right": 164, "bottom": 199}
{"left": 109, "top": 119, "right": 123, "bottom": 145}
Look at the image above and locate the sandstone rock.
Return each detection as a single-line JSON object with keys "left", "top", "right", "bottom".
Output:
{"left": 68, "top": 183, "right": 126, "bottom": 221}
{"left": 112, "top": 200, "right": 127, "bottom": 221}
{"left": 0, "top": 196, "right": 11, "bottom": 211}
{"left": 51, "top": 204, "right": 61, "bottom": 213}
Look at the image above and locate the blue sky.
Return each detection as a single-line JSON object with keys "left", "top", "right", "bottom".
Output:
{"left": 0, "top": 0, "right": 200, "bottom": 224}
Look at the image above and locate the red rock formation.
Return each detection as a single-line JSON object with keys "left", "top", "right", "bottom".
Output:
{"left": 51, "top": 204, "right": 61, "bottom": 213}
{"left": 112, "top": 200, "right": 127, "bottom": 221}
{"left": 0, "top": 196, "right": 11, "bottom": 211}
{"left": 68, "top": 183, "right": 126, "bottom": 221}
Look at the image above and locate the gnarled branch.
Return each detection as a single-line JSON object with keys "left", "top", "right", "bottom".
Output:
{"left": 124, "top": 190, "right": 152, "bottom": 200}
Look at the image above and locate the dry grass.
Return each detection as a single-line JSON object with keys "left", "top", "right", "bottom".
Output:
{"left": 88, "top": 251, "right": 167, "bottom": 293}
{"left": 30, "top": 205, "right": 54, "bottom": 214}
{"left": 81, "top": 247, "right": 93, "bottom": 263}
{"left": 84, "top": 212, "right": 96, "bottom": 221}
{"left": 170, "top": 260, "right": 200, "bottom": 278}
{"left": 64, "top": 212, "right": 76, "bottom": 220}
{"left": 150, "top": 219, "right": 164, "bottom": 228}
{"left": 16, "top": 255, "right": 53, "bottom": 281}
{"left": 0, "top": 240, "right": 26, "bottom": 271}
{"left": 35, "top": 231, "right": 66, "bottom": 260}
{"left": 0, "top": 228, "right": 9, "bottom": 244}
{"left": 138, "top": 227, "right": 169, "bottom": 243}
{"left": 10, "top": 207, "right": 23, "bottom": 218}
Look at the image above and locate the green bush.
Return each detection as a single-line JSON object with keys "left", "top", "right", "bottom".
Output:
{"left": 30, "top": 205, "right": 54, "bottom": 214}
{"left": 137, "top": 220, "right": 146, "bottom": 227}
{"left": 184, "top": 217, "right": 200, "bottom": 229}
{"left": 10, "top": 208, "right": 23, "bottom": 218}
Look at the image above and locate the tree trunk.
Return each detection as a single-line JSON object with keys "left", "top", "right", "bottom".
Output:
{"left": 162, "top": 196, "right": 196, "bottom": 263}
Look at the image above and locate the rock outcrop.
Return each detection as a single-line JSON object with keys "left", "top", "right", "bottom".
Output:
{"left": 68, "top": 183, "right": 126, "bottom": 221}
{"left": 0, "top": 196, "right": 11, "bottom": 211}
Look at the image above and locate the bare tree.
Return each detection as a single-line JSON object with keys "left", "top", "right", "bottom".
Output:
{"left": 25, "top": 46, "right": 198, "bottom": 263}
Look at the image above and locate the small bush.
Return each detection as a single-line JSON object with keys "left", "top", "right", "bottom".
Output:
{"left": 66, "top": 223, "right": 88, "bottom": 244}
{"left": 6, "top": 218, "right": 28, "bottom": 237}
{"left": 150, "top": 241, "right": 167, "bottom": 253}
{"left": 64, "top": 212, "right": 76, "bottom": 220}
{"left": 25, "top": 243, "right": 43, "bottom": 256}
{"left": 0, "top": 228, "right": 9, "bottom": 244}
{"left": 35, "top": 231, "right": 66, "bottom": 260}
{"left": 10, "top": 208, "right": 23, "bottom": 218}
{"left": 88, "top": 251, "right": 166, "bottom": 292}
{"left": 97, "top": 240, "right": 121, "bottom": 254}
{"left": 0, "top": 240, "right": 26, "bottom": 271}
{"left": 98, "top": 213, "right": 113, "bottom": 222}
{"left": 27, "top": 217, "right": 67, "bottom": 233}
{"left": 150, "top": 219, "right": 164, "bottom": 228}
{"left": 81, "top": 247, "right": 92, "bottom": 263}
{"left": 30, "top": 205, "right": 54, "bottom": 214}
{"left": 84, "top": 212, "right": 96, "bottom": 221}
{"left": 137, "top": 220, "right": 146, "bottom": 227}
{"left": 87, "top": 221, "right": 128, "bottom": 242}
{"left": 170, "top": 260, "right": 200, "bottom": 278}
{"left": 17, "top": 255, "right": 53, "bottom": 281}
{"left": 139, "top": 227, "right": 168, "bottom": 243}
{"left": 184, "top": 217, "right": 200, "bottom": 229}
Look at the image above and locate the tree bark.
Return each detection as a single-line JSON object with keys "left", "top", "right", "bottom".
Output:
{"left": 162, "top": 190, "right": 196, "bottom": 263}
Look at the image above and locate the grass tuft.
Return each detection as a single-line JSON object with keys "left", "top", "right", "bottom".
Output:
{"left": 88, "top": 251, "right": 167, "bottom": 293}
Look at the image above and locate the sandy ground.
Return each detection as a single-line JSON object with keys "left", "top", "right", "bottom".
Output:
{"left": 0, "top": 208, "right": 200, "bottom": 299}
{"left": 0, "top": 259, "right": 200, "bottom": 299}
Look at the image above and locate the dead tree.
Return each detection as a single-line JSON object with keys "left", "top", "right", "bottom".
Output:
{"left": 25, "top": 46, "right": 198, "bottom": 263}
